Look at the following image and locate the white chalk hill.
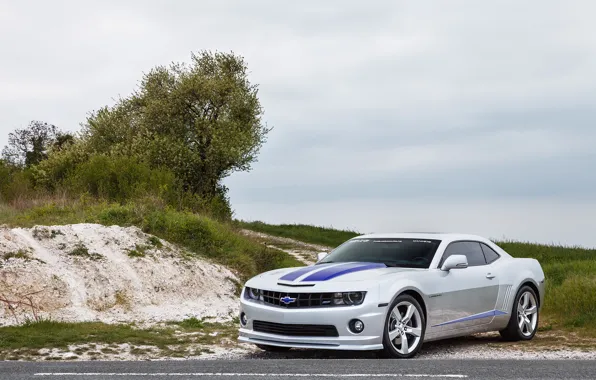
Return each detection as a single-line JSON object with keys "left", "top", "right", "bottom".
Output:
{"left": 0, "top": 224, "right": 239, "bottom": 326}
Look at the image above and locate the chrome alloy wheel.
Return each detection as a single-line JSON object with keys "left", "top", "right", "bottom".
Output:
{"left": 387, "top": 301, "right": 422, "bottom": 355}
{"left": 517, "top": 290, "right": 538, "bottom": 337}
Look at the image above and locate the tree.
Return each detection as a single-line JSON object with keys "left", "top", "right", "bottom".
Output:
{"left": 1, "top": 121, "right": 73, "bottom": 168}
{"left": 82, "top": 50, "right": 271, "bottom": 198}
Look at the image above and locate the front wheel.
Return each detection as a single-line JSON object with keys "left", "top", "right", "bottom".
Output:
{"left": 499, "top": 285, "right": 539, "bottom": 341}
{"left": 381, "top": 294, "right": 426, "bottom": 358}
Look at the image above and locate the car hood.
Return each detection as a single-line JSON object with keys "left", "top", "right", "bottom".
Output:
{"left": 246, "top": 262, "right": 425, "bottom": 290}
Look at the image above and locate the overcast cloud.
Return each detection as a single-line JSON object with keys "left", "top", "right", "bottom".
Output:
{"left": 1, "top": 1, "right": 595, "bottom": 247}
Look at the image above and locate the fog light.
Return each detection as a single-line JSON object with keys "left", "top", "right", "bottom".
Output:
{"left": 240, "top": 312, "right": 248, "bottom": 326}
{"left": 349, "top": 319, "right": 364, "bottom": 333}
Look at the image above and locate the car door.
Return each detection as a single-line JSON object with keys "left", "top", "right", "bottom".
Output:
{"left": 432, "top": 241, "right": 501, "bottom": 331}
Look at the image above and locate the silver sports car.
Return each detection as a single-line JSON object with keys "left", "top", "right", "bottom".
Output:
{"left": 238, "top": 233, "right": 546, "bottom": 358}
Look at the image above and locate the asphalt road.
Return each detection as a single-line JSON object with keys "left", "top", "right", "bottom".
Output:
{"left": 1, "top": 359, "right": 596, "bottom": 380}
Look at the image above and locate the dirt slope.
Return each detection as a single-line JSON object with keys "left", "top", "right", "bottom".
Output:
{"left": 238, "top": 229, "right": 331, "bottom": 265}
{"left": 0, "top": 223, "right": 239, "bottom": 326}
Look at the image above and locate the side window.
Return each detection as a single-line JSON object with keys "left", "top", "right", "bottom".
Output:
{"left": 440, "top": 241, "right": 487, "bottom": 267}
{"left": 480, "top": 243, "right": 500, "bottom": 264}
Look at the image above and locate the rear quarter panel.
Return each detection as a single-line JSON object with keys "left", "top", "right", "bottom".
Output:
{"left": 490, "top": 256, "right": 546, "bottom": 330}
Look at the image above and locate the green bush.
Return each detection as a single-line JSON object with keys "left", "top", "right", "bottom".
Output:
{"left": 0, "top": 163, "right": 36, "bottom": 202}
{"left": 32, "top": 140, "right": 90, "bottom": 191}
{"left": 27, "top": 147, "right": 233, "bottom": 220}
{"left": 63, "top": 155, "right": 176, "bottom": 203}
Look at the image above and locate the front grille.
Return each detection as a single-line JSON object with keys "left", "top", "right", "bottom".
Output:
{"left": 253, "top": 320, "right": 339, "bottom": 337}
{"left": 261, "top": 290, "right": 336, "bottom": 308}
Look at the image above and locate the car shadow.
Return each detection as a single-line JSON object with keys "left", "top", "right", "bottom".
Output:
{"left": 243, "top": 333, "right": 505, "bottom": 359}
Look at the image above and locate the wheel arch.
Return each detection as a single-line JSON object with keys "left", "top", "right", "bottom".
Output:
{"left": 504, "top": 258, "right": 545, "bottom": 310}
{"left": 518, "top": 280, "right": 541, "bottom": 307}
{"left": 387, "top": 287, "right": 428, "bottom": 323}
{"left": 401, "top": 289, "right": 428, "bottom": 322}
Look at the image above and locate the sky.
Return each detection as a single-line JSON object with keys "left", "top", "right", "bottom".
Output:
{"left": 1, "top": 1, "right": 595, "bottom": 247}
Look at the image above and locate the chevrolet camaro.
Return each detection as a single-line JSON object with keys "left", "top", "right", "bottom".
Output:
{"left": 237, "top": 233, "right": 545, "bottom": 358}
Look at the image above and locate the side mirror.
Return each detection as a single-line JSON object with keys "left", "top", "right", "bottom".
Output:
{"left": 441, "top": 254, "right": 468, "bottom": 271}
{"left": 317, "top": 252, "right": 328, "bottom": 262}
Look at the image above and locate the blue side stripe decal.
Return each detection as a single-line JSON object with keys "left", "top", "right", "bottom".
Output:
{"left": 432, "top": 309, "right": 508, "bottom": 327}
{"left": 278, "top": 264, "right": 328, "bottom": 282}
{"left": 301, "top": 262, "right": 386, "bottom": 282}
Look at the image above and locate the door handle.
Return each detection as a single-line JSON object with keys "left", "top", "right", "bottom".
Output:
{"left": 486, "top": 273, "right": 496, "bottom": 279}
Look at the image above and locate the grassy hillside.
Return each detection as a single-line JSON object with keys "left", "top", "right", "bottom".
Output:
{"left": 236, "top": 220, "right": 360, "bottom": 247}
{"left": 239, "top": 221, "right": 596, "bottom": 334}
{"left": 0, "top": 199, "right": 302, "bottom": 284}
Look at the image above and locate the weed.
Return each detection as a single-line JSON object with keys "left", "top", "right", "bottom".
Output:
{"left": 114, "top": 290, "right": 130, "bottom": 309}
{"left": 32, "top": 227, "right": 64, "bottom": 240}
{"left": 32, "top": 227, "right": 50, "bottom": 240}
{"left": 177, "top": 317, "right": 204, "bottom": 329}
{"left": 126, "top": 244, "right": 148, "bottom": 258}
{"left": 226, "top": 277, "right": 243, "bottom": 295}
{"left": 68, "top": 243, "right": 89, "bottom": 257}
{"left": 68, "top": 243, "right": 103, "bottom": 261}
{"left": 51, "top": 229, "right": 64, "bottom": 238}
{"left": 148, "top": 236, "right": 163, "bottom": 248}
{"left": 3, "top": 249, "right": 32, "bottom": 261}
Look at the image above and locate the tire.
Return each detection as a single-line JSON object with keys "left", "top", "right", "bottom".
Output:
{"left": 381, "top": 294, "right": 426, "bottom": 359}
{"left": 255, "top": 344, "right": 291, "bottom": 352}
{"left": 499, "top": 285, "right": 540, "bottom": 341}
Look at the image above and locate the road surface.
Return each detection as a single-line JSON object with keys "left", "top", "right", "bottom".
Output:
{"left": 1, "top": 359, "right": 596, "bottom": 380}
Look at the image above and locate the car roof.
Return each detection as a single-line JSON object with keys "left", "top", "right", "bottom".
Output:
{"left": 352, "top": 232, "right": 493, "bottom": 244}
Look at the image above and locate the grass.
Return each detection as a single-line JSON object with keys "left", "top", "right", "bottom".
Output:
{"left": 0, "top": 198, "right": 302, "bottom": 283}
{"left": 497, "top": 240, "right": 596, "bottom": 330}
{"left": 32, "top": 226, "right": 64, "bottom": 240}
{"left": 0, "top": 202, "right": 16, "bottom": 222}
{"left": 239, "top": 221, "right": 596, "bottom": 334}
{"left": 236, "top": 220, "right": 359, "bottom": 247}
{"left": 68, "top": 243, "right": 103, "bottom": 261}
{"left": 147, "top": 235, "right": 163, "bottom": 248}
{"left": 3, "top": 249, "right": 32, "bottom": 261}
{"left": 2, "top": 249, "right": 45, "bottom": 264}
{"left": 167, "top": 317, "right": 205, "bottom": 329}
{"left": 0, "top": 320, "right": 176, "bottom": 350}
{"left": 0, "top": 318, "right": 238, "bottom": 360}
{"left": 126, "top": 244, "right": 149, "bottom": 258}
{"left": 68, "top": 243, "right": 89, "bottom": 257}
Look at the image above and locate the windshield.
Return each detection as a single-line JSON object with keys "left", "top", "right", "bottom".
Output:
{"left": 318, "top": 238, "right": 442, "bottom": 269}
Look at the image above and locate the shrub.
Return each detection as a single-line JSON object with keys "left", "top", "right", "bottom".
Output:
{"left": 0, "top": 163, "right": 36, "bottom": 203}
{"left": 64, "top": 155, "right": 177, "bottom": 203}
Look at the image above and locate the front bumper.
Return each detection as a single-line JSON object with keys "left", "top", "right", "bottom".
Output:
{"left": 238, "top": 297, "right": 386, "bottom": 351}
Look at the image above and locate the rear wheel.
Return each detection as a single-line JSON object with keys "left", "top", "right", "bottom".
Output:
{"left": 499, "top": 285, "right": 539, "bottom": 341}
{"left": 381, "top": 294, "right": 426, "bottom": 358}
{"left": 255, "top": 344, "right": 291, "bottom": 352}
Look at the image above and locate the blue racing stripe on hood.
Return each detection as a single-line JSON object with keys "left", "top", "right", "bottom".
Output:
{"left": 301, "top": 262, "right": 387, "bottom": 282}
{"left": 278, "top": 264, "right": 328, "bottom": 282}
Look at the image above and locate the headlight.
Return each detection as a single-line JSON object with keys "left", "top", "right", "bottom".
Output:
{"left": 246, "top": 287, "right": 261, "bottom": 300}
{"left": 333, "top": 291, "right": 366, "bottom": 306}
